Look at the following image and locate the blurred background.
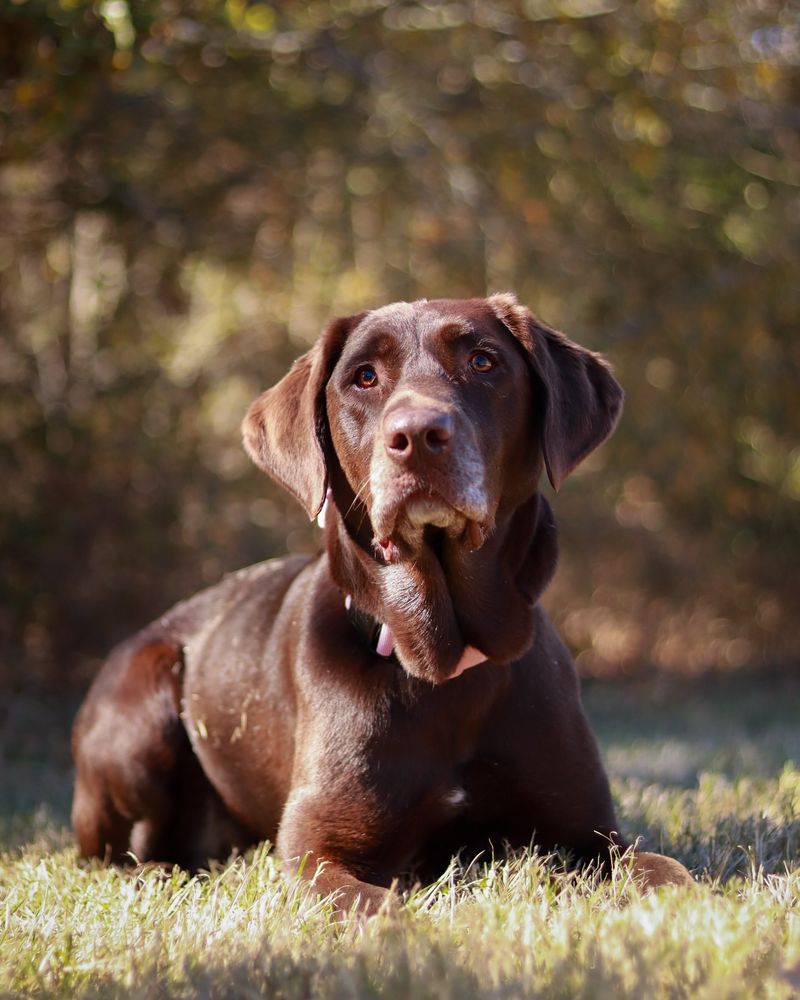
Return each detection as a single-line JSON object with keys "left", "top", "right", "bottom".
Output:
{"left": 1, "top": 0, "right": 797, "bottom": 694}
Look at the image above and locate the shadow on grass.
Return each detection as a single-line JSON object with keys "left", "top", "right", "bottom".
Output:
{"left": 583, "top": 672, "right": 800, "bottom": 783}
{"left": 0, "top": 690, "right": 77, "bottom": 849}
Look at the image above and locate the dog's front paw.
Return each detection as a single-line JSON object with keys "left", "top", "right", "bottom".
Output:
{"left": 629, "top": 850, "right": 694, "bottom": 889}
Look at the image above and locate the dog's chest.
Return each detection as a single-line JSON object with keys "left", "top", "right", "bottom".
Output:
{"left": 377, "top": 672, "right": 511, "bottom": 812}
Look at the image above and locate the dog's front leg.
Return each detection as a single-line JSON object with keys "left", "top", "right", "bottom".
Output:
{"left": 276, "top": 795, "right": 394, "bottom": 916}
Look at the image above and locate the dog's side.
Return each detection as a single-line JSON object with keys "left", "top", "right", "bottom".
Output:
{"left": 72, "top": 294, "right": 692, "bottom": 910}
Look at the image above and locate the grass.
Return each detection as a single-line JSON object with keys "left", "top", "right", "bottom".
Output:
{"left": 1, "top": 674, "right": 798, "bottom": 999}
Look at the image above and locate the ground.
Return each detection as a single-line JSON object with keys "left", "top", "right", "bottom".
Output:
{"left": 1, "top": 674, "right": 798, "bottom": 999}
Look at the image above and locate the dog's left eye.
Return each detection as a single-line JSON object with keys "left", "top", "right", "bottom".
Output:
{"left": 355, "top": 365, "right": 379, "bottom": 389}
{"left": 469, "top": 352, "right": 495, "bottom": 374}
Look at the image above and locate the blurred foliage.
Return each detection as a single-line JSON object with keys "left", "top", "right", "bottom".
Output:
{"left": 0, "top": 0, "right": 798, "bottom": 688}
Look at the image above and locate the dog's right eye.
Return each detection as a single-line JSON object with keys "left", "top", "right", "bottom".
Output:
{"left": 355, "top": 365, "right": 379, "bottom": 389}
{"left": 469, "top": 352, "right": 495, "bottom": 374}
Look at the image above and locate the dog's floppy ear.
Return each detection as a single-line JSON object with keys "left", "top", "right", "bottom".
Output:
{"left": 489, "top": 293, "right": 623, "bottom": 490}
{"left": 242, "top": 313, "right": 367, "bottom": 518}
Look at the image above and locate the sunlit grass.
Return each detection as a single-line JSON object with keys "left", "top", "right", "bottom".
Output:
{"left": 2, "top": 678, "right": 798, "bottom": 998}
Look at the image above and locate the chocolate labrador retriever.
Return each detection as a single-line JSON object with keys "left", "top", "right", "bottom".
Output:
{"left": 72, "top": 293, "right": 692, "bottom": 909}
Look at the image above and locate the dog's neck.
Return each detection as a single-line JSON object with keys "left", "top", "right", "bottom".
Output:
{"left": 324, "top": 490, "right": 558, "bottom": 684}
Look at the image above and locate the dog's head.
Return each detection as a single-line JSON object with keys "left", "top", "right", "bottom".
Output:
{"left": 243, "top": 295, "right": 622, "bottom": 561}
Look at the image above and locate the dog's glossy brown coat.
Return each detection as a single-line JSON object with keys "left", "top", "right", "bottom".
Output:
{"left": 72, "top": 295, "right": 691, "bottom": 909}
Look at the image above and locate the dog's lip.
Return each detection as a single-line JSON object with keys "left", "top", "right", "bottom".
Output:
{"left": 404, "top": 494, "right": 460, "bottom": 529}
{"left": 373, "top": 489, "right": 490, "bottom": 560}
{"left": 393, "top": 489, "right": 485, "bottom": 536}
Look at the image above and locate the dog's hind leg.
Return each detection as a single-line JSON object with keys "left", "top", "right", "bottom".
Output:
{"left": 72, "top": 639, "right": 198, "bottom": 867}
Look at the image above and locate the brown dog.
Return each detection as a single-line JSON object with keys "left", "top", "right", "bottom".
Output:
{"left": 72, "top": 293, "right": 692, "bottom": 909}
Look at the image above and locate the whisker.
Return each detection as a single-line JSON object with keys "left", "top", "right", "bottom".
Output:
{"left": 344, "top": 475, "right": 371, "bottom": 522}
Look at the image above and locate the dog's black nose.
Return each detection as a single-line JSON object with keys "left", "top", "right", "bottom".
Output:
{"left": 384, "top": 406, "right": 454, "bottom": 464}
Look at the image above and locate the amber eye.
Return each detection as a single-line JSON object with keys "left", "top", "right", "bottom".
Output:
{"left": 355, "top": 365, "right": 379, "bottom": 389}
{"left": 469, "top": 352, "right": 494, "bottom": 374}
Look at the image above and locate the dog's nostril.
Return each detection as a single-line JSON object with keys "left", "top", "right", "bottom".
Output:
{"left": 388, "top": 431, "right": 411, "bottom": 454}
{"left": 424, "top": 427, "right": 450, "bottom": 452}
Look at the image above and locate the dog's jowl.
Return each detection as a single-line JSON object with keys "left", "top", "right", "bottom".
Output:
{"left": 72, "top": 294, "right": 692, "bottom": 910}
